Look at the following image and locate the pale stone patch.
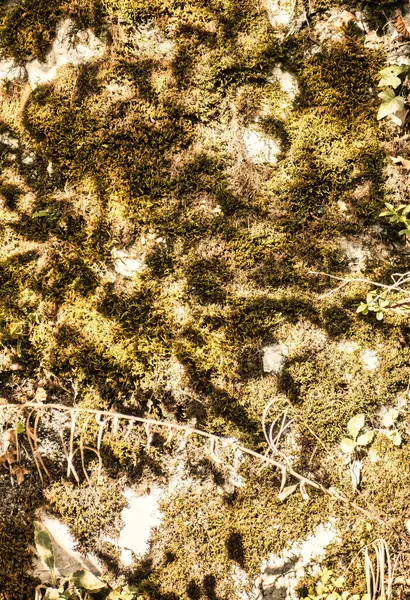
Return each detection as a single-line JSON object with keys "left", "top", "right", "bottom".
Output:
{"left": 113, "top": 248, "right": 146, "bottom": 278}
{"left": 22, "top": 152, "right": 35, "bottom": 165}
{"left": 0, "top": 132, "right": 19, "bottom": 149}
{"left": 31, "top": 511, "right": 102, "bottom": 583}
{"left": 0, "top": 59, "right": 25, "bottom": 82}
{"left": 243, "top": 129, "right": 281, "bottom": 165}
{"left": 266, "top": 0, "right": 294, "bottom": 28}
{"left": 268, "top": 65, "right": 299, "bottom": 101}
{"left": 255, "top": 521, "right": 337, "bottom": 600}
{"left": 262, "top": 344, "right": 288, "bottom": 374}
{"left": 337, "top": 340, "right": 360, "bottom": 354}
{"left": 338, "top": 237, "right": 369, "bottom": 273}
{"left": 362, "top": 349, "right": 378, "bottom": 371}
{"left": 118, "top": 487, "right": 162, "bottom": 566}
{"left": 26, "top": 19, "right": 105, "bottom": 89}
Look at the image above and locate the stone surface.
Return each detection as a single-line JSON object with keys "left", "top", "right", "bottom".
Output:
{"left": 0, "top": 132, "right": 19, "bottom": 149}
{"left": 244, "top": 129, "right": 281, "bottom": 165}
{"left": 338, "top": 237, "right": 369, "bottom": 272}
{"left": 262, "top": 344, "right": 287, "bottom": 374}
{"left": 362, "top": 349, "right": 378, "bottom": 371}
{"left": 26, "top": 19, "right": 104, "bottom": 88}
{"left": 257, "top": 522, "right": 337, "bottom": 600}
{"left": 268, "top": 65, "right": 299, "bottom": 101}
{"left": 118, "top": 487, "right": 162, "bottom": 566}
{"left": 113, "top": 248, "right": 146, "bottom": 278}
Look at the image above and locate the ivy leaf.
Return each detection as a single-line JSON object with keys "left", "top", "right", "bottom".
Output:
{"left": 341, "top": 437, "right": 357, "bottom": 453}
{"left": 326, "top": 593, "right": 341, "bottom": 600}
{"left": 378, "top": 87, "right": 396, "bottom": 101}
{"left": 378, "top": 74, "right": 402, "bottom": 88}
{"left": 347, "top": 414, "right": 365, "bottom": 440}
{"left": 379, "top": 65, "right": 404, "bottom": 76}
{"left": 332, "top": 577, "right": 345, "bottom": 589}
{"left": 378, "top": 94, "right": 406, "bottom": 120}
{"left": 357, "top": 431, "right": 374, "bottom": 446}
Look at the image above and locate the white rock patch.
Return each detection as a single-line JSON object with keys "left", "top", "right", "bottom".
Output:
{"left": 31, "top": 512, "right": 102, "bottom": 583}
{"left": 266, "top": 0, "right": 293, "bottom": 28}
{"left": 244, "top": 129, "right": 281, "bottom": 165}
{"left": 338, "top": 237, "right": 369, "bottom": 272}
{"left": 0, "top": 132, "right": 19, "bottom": 149}
{"left": 362, "top": 349, "right": 378, "bottom": 371}
{"left": 113, "top": 248, "right": 146, "bottom": 278}
{"left": 0, "top": 59, "right": 25, "bottom": 82}
{"left": 26, "top": 19, "right": 104, "bottom": 88}
{"left": 262, "top": 344, "right": 288, "bottom": 374}
{"left": 268, "top": 65, "right": 299, "bottom": 101}
{"left": 257, "top": 522, "right": 337, "bottom": 600}
{"left": 118, "top": 488, "right": 162, "bottom": 567}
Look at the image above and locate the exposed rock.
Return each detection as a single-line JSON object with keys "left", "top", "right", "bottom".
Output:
{"left": 118, "top": 487, "right": 162, "bottom": 566}
{"left": 244, "top": 129, "right": 281, "bottom": 165}
{"left": 338, "top": 237, "right": 369, "bottom": 273}
{"left": 362, "top": 349, "right": 378, "bottom": 371}
{"left": 0, "top": 59, "right": 25, "bottom": 81}
{"left": 266, "top": 0, "right": 304, "bottom": 33}
{"left": 113, "top": 247, "right": 146, "bottom": 278}
{"left": 257, "top": 522, "right": 337, "bottom": 600}
{"left": 268, "top": 65, "right": 299, "bottom": 101}
{"left": 26, "top": 19, "right": 105, "bottom": 88}
{"left": 262, "top": 344, "right": 287, "bottom": 374}
{"left": 0, "top": 132, "right": 19, "bottom": 149}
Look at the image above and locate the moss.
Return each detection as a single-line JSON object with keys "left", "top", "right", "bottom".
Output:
{"left": 0, "top": 0, "right": 105, "bottom": 62}
{"left": 0, "top": 476, "right": 43, "bottom": 600}
{"left": 47, "top": 478, "right": 126, "bottom": 550}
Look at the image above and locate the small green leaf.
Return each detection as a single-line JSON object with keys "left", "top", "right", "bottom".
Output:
{"left": 341, "top": 437, "right": 357, "bottom": 453}
{"left": 32, "top": 209, "right": 50, "bottom": 218}
{"left": 332, "top": 576, "right": 345, "bottom": 589}
{"left": 347, "top": 414, "right": 365, "bottom": 440}
{"left": 16, "top": 422, "right": 25, "bottom": 434}
{"left": 357, "top": 431, "right": 375, "bottom": 446}
{"left": 356, "top": 303, "right": 368, "bottom": 313}
{"left": 71, "top": 570, "right": 106, "bottom": 593}
{"left": 376, "top": 311, "right": 384, "bottom": 320}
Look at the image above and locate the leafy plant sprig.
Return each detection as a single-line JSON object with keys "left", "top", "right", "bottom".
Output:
{"left": 380, "top": 202, "right": 410, "bottom": 238}
{"left": 356, "top": 291, "right": 390, "bottom": 321}
{"left": 340, "top": 415, "right": 374, "bottom": 455}
{"left": 302, "top": 567, "right": 368, "bottom": 600}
